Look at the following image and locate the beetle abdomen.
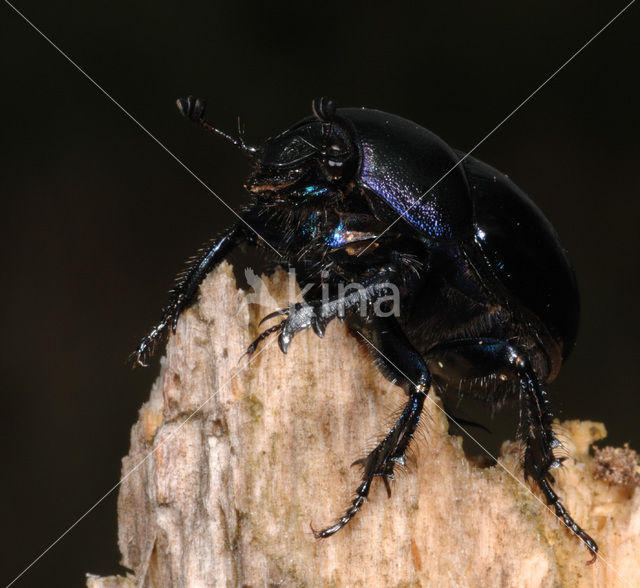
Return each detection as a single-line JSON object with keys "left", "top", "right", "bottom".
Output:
{"left": 460, "top": 154, "right": 579, "bottom": 360}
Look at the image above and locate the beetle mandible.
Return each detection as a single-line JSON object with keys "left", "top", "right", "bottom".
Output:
{"left": 133, "top": 96, "right": 597, "bottom": 561}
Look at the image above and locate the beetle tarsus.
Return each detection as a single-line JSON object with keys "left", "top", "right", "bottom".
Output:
{"left": 129, "top": 318, "right": 170, "bottom": 368}
{"left": 244, "top": 324, "right": 283, "bottom": 358}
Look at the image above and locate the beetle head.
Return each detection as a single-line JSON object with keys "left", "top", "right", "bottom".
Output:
{"left": 245, "top": 97, "right": 358, "bottom": 203}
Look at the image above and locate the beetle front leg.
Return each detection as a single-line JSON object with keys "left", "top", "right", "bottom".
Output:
{"left": 132, "top": 222, "right": 244, "bottom": 366}
{"left": 313, "top": 317, "right": 431, "bottom": 537}
{"left": 249, "top": 279, "right": 398, "bottom": 355}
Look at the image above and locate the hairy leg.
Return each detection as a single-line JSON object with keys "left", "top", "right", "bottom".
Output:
{"left": 246, "top": 278, "right": 399, "bottom": 355}
{"left": 426, "top": 337, "right": 597, "bottom": 561}
{"left": 132, "top": 223, "right": 243, "bottom": 366}
{"left": 313, "top": 317, "right": 431, "bottom": 537}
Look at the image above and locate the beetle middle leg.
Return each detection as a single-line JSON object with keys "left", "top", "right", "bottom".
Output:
{"left": 313, "top": 317, "right": 431, "bottom": 538}
{"left": 426, "top": 337, "right": 598, "bottom": 562}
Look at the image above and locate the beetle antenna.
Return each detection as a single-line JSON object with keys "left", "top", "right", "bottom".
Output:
{"left": 312, "top": 97, "right": 339, "bottom": 154}
{"left": 320, "top": 121, "right": 335, "bottom": 153}
{"left": 311, "top": 96, "right": 336, "bottom": 122}
{"left": 176, "top": 96, "right": 257, "bottom": 156}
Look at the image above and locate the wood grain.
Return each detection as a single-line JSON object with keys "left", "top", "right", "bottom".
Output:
{"left": 88, "top": 263, "right": 640, "bottom": 587}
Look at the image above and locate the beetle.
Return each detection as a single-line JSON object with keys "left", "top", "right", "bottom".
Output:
{"left": 133, "top": 96, "right": 597, "bottom": 561}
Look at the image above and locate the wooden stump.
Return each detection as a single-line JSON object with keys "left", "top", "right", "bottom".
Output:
{"left": 88, "top": 263, "right": 640, "bottom": 587}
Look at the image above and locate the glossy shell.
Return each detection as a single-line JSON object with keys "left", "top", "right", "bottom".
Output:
{"left": 340, "top": 108, "right": 474, "bottom": 241}
{"left": 460, "top": 154, "right": 579, "bottom": 358}
{"left": 255, "top": 105, "right": 579, "bottom": 358}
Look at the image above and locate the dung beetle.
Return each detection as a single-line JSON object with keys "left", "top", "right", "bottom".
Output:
{"left": 133, "top": 96, "right": 597, "bottom": 561}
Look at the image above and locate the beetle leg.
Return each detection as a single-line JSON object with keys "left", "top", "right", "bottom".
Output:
{"left": 257, "top": 280, "right": 397, "bottom": 354}
{"left": 520, "top": 375, "right": 599, "bottom": 564}
{"left": 131, "top": 222, "right": 243, "bottom": 367}
{"left": 244, "top": 324, "right": 283, "bottom": 357}
{"left": 251, "top": 302, "right": 334, "bottom": 354}
{"left": 426, "top": 338, "right": 598, "bottom": 562}
{"left": 313, "top": 317, "right": 431, "bottom": 538}
{"left": 277, "top": 301, "right": 327, "bottom": 353}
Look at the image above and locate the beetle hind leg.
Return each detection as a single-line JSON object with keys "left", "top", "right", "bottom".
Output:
{"left": 519, "top": 373, "right": 599, "bottom": 563}
{"left": 426, "top": 338, "right": 598, "bottom": 562}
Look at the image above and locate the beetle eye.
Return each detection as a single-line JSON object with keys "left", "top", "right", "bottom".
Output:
{"left": 324, "top": 139, "right": 350, "bottom": 161}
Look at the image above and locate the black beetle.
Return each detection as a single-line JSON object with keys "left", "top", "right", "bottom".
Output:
{"left": 133, "top": 96, "right": 597, "bottom": 561}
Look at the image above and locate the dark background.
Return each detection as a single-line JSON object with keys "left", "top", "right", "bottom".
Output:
{"left": 2, "top": 1, "right": 638, "bottom": 585}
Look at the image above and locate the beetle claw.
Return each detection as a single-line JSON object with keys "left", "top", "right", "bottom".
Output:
{"left": 278, "top": 331, "right": 291, "bottom": 354}
{"left": 382, "top": 476, "right": 392, "bottom": 499}
{"left": 259, "top": 307, "right": 290, "bottom": 326}
{"left": 312, "top": 316, "right": 326, "bottom": 338}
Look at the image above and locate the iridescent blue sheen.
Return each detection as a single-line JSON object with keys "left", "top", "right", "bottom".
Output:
{"left": 360, "top": 144, "right": 449, "bottom": 238}
{"left": 303, "top": 185, "right": 328, "bottom": 197}
{"left": 339, "top": 108, "right": 474, "bottom": 241}
{"left": 324, "top": 220, "right": 347, "bottom": 247}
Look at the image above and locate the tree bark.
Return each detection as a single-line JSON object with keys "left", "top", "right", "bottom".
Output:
{"left": 88, "top": 263, "right": 640, "bottom": 587}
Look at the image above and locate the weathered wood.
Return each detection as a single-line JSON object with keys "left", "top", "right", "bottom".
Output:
{"left": 89, "top": 263, "right": 640, "bottom": 587}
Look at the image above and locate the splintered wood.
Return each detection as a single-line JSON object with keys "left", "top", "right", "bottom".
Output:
{"left": 88, "top": 263, "right": 640, "bottom": 588}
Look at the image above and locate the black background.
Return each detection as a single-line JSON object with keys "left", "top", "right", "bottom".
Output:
{"left": 2, "top": 1, "right": 639, "bottom": 585}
